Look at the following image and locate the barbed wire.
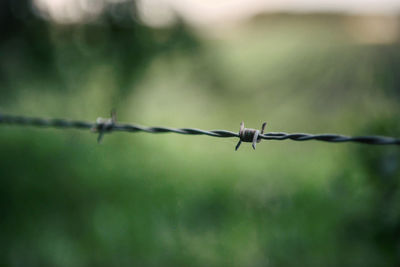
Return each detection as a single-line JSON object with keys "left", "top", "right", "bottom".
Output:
{"left": 0, "top": 112, "right": 399, "bottom": 150}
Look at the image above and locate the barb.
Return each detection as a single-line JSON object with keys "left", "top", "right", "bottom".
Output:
{"left": 92, "top": 109, "right": 117, "bottom": 143}
{"left": 0, "top": 113, "right": 399, "bottom": 150}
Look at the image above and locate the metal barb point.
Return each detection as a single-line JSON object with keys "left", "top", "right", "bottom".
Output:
{"left": 235, "top": 121, "right": 267, "bottom": 151}
{"left": 92, "top": 110, "right": 117, "bottom": 143}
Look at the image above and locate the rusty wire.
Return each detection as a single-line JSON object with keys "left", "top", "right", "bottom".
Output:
{"left": 0, "top": 112, "right": 399, "bottom": 150}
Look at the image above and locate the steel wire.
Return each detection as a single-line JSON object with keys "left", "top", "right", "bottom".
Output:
{"left": 0, "top": 113, "right": 399, "bottom": 147}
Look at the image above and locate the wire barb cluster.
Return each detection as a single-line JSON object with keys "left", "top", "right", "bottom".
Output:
{"left": 0, "top": 112, "right": 399, "bottom": 150}
{"left": 236, "top": 122, "right": 267, "bottom": 150}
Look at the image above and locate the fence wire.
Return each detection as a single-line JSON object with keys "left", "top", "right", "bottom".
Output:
{"left": 0, "top": 113, "right": 399, "bottom": 150}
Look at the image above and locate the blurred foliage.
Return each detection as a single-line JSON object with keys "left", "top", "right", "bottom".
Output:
{"left": 1, "top": 0, "right": 400, "bottom": 266}
{"left": 0, "top": 0, "right": 200, "bottom": 101}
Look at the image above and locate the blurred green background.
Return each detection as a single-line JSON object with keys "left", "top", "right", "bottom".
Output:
{"left": 1, "top": 0, "right": 400, "bottom": 266}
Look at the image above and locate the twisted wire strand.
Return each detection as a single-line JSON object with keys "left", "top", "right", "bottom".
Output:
{"left": 0, "top": 113, "right": 399, "bottom": 145}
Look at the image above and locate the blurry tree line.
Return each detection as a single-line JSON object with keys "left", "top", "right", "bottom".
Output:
{"left": 0, "top": 0, "right": 201, "bottom": 100}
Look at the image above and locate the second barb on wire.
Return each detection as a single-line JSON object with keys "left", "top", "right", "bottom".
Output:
{"left": 91, "top": 109, "right": 117, "bottom": 143}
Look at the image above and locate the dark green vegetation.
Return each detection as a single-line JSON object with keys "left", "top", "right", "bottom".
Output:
{"left": 1, "top": 1, "right": 400, "bottom": 266}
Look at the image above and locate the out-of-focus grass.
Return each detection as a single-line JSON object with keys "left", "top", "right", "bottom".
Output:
{"left": 1, "top": 13, "right": 400, "bottom": 267}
